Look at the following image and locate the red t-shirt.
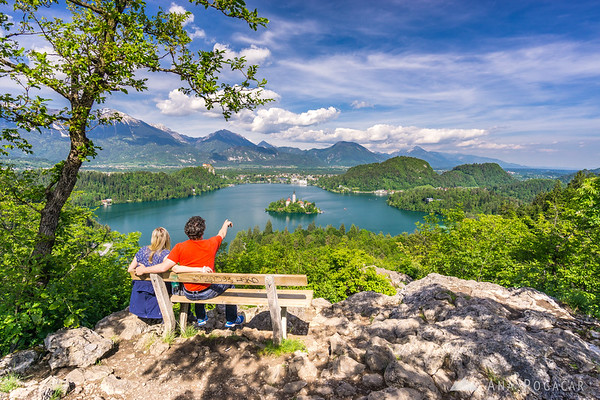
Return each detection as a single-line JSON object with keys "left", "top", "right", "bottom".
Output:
{"left": 167, "top": 236, "right": 222, "bottom": 292}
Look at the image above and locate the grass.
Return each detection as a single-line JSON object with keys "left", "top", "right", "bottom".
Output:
{"left": 0, "top": 373, "right": 22, "bottom": 393}
{"left": 50, "top": 386, "right": 64, "bottom": 400}
{"left": 161, "top": 331, "right": 177, "bottom": 345}
{"left": 180, "top": 325, "right": 199, "bottom": 338}
{"left": 259, "top": 338, "right": 306, "bottom": 357}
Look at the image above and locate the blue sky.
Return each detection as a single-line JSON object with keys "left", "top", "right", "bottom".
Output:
{"left": 2, "top": 0, "right": 600, "bottom": 169}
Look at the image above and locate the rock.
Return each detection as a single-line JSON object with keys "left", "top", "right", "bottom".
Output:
{"left": 8, "top": 386, "right": 37, "bottom": 400}
{"left": 364, "top": 344, "right": 395, "bottom": 372}
{"left": 289, "top": 354, "right": 319, "bottom": 382}
{"left": 263, "top": 364, "right": 285, "bottom": 384}
{"left": 384, "top": 360, "right": 439, "bottom": 398}
{"left": 95, "top": 308, "right": 154, "bottom": 340}
{"left": 367, "top": 387, "right": 424, "bottom": 400}
{"left": 44, "top": 327, "right": 113, "bottom": 369}
{"left": 371, "top": 266, "right": 412, "bottom": 287}
{"left": 336, "top": 381, "right": 357, "bottom": 397}
{"left": 37, "top": 376, "right": 73, "bottom": 400}
{"left": 367, "top": 320, "right": 399, "bottom": 342}
{"left": 328, "top": 355, "right": 366, "bottom": 379}
{"left": 149, "top": 340, "right": 170, "bottom": 356}
{"left": 282, "top": 380, "right": 307, "bottom": 394}
{"left": 64, "top": 368, "right": 86, "bottom": 385}
{"left": 0, "top": 349, "right": 39, "bottom": 376}
{"left": 362, "top": 373, "right": 384, "bottom": 388}
{"left": 329, "top": 333, "right": 346, "bottom": 355}
{"left": 393, "top": 317, "right": 422, "bottom": 337}
{"left": 313, "top": 384, "right": 335, "bottom": 397}
{"left": 311, "top": 298, "right": 332, "bottom": 309}
{"left": 100, "top": 374, "right": 130, "bottom": 396}
{"left": 85, "top": 365, "right": 114, "bottom": 381}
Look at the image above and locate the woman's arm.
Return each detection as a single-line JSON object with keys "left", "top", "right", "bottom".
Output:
{"left": 135, "top": 258, "right": 176, "bottom": 275}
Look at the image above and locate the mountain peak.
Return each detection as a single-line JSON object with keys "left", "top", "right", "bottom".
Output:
{"left": 98, "top": 108, "right": 139, "bottom": 124}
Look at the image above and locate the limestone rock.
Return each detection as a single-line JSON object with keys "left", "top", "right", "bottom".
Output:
{"left": 94, "top": 308, "right": 154, "bottom": 341}
{"left": 367, "top": 387, "right": 424, "bottom": 400}
{"left": 326, "top": 355, "right": 366, "bottom": 379}
{"left": 289, "top": 354, "right": 319, "bottom": 382}
{"left": 364, "top": 344, "right": 395, "bottom": 372}
{"left": 44, "top": 327, "right": 113, "bottom": 369}
{"left": 0, "top": 349, "right": 39, "bottom": 376}
{"left": 384, "top": 360, "right": 440, "bottom": 398}
{"left": 282, "top": 380, "right": 307, "bottom": 394}
{"left": 37, "top": 376, "right": 73, "bottom": 400}
{"left": 362, "top": 373, "right": 384, "bottom": 388}
{"left": 100, "top": 374, "right": 130, "bottom": 396}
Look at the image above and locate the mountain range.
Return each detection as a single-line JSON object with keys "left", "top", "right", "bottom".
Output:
{"left": 3, "top": 109, "right": 526, "bottom": 170}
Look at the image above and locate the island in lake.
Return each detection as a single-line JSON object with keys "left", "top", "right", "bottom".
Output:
{"left": 266, "top": 191, "right": 322, "bottom": 214}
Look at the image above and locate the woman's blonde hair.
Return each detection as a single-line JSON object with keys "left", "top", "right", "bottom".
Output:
{"left": 149, "top": 227, "right": 171, "bottom": 263}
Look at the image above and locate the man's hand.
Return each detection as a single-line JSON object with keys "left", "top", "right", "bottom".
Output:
{"left": 134, "top": 266, "right": 147, "bottom": 276}
{"left": 218, "top": 219, "right": 233, "bottom": 239}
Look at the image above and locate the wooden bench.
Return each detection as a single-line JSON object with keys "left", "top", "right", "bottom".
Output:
{"left": 131, "top": 272, "right": 313, "bottom": 345}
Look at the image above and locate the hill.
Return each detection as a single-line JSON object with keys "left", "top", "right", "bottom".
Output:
{"left": 317, "top": 157, "right": 516, "bottom": 192}
{"left": 438, "top": 162, "right": 515, "bottom": 187}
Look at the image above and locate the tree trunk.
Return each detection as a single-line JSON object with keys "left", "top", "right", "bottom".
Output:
{"left": 31, "top": 118, "right": 90, "bottom": 284}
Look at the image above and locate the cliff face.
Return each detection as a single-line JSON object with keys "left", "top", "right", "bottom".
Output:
{"left": 2, "top": 273, "right": 600, "bottom": 400}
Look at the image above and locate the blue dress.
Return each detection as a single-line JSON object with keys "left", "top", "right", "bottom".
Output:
{"left": 129, "top": 247, "right": 170, "bottom": 319}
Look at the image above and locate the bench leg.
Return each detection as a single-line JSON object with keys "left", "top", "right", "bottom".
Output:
{"left": 265, "top": 275, "right": 283, "bottom": 346}
{"left": 281, "top": 307, "right": 287, "bottom": 340}
{"left": 179, "top": 303, "right": 190, "bottom": 334}
{"left": 150, "top": 274, "right": 176, "bottom": 337}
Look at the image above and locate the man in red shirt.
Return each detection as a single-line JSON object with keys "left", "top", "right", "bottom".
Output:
{"left": 136, "top": 216, "right": 244, "bottom": 328}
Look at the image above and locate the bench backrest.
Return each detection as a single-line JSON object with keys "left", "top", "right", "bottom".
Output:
{"left": 131, "top": 272, "right": 308, "bottom": 286}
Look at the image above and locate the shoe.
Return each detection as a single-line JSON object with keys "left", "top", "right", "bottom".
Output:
{"left": 224, "top": 315, "right": 244, "bottom": 328}
{"left": 193, "top": 316, "right": 208, "bottom": 328}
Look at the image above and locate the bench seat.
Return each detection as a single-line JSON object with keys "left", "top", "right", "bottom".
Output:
{"left": 171, "top": 288, "right": 313, "bottom": 308}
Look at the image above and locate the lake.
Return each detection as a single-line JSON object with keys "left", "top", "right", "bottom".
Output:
{"left": 94, "top": 184, "right": 427, "bottom": 244}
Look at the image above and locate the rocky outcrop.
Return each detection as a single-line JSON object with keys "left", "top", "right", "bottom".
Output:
{"left": 44, "top": 327, "right": 113, "bottom": 370}
{"left": 2, "top": 273, "right": 599, "bottom": 400}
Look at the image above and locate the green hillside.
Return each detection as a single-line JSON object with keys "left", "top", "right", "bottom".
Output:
{"left": 317, "top": 157, "right": 516, "bottom": 192}
{"left": 439, "top": 163, "right": 515, "bottom": 187}
{"left": 318, "top": 156, "right": 439, "bottom": 191}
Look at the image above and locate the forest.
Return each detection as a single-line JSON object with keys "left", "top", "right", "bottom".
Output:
{"left": 72, "top": 167, "right": 229, "bottom": 206}
{"left": 387, "top": 179, "right": 558, "bottom": 214}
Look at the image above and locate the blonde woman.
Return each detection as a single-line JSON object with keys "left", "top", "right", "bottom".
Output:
{"left": 127, "top": 227, "right": 171, "bottom": 322}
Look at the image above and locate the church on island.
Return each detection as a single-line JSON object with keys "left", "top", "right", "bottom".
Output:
{"left": 266, "top": 191, "right": 322, "bottom": 214}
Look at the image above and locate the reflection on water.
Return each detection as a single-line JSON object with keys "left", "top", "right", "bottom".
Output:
{"left": 94, "top": 184, "right": 426, "bottom": 245}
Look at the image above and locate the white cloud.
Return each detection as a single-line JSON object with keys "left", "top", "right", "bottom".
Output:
{"left": 232, "top": 107, "right": 339, "bottom": 133}
{"left": 456, "top": 139, "right": 523, "bottom": 150}
{"left": 156, "top": 88, "right": 280, "bottom": 117}
{"left": 264, "top": 123, "right": 488, "bottom": 152}
{"left": 156, "top": 89, "right": 219, "bottom": 117}
{"left": 351, "top": 100, "right": 373, "bottom": 109}
{"left": 213, "top": 43, "right": 271, "bottom": 65}
{"left": 189, "top": 28, "right": 206, "bottom": 40}
{"left": 169, "top": 3, "right": 194, "bottom": 26}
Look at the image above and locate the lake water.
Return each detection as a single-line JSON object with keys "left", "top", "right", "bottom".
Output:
{"left": 94, "top": 184, "right": 427, "bottom": 245}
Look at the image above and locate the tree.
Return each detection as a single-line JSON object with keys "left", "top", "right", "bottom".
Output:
{"left": 264, "top": 219, "right": 273, "bottom": 234}
{"left": 0, "top": 0, "right": 270, "bottom": 282}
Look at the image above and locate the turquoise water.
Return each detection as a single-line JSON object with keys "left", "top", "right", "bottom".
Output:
{"left": 94, "top": 184, "right": 427, "bottom": 245}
